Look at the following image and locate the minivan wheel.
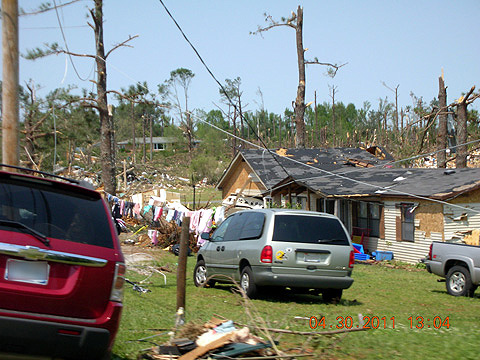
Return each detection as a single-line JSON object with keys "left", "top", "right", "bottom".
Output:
{"left": 322, "top": 289, "right": 343, "bottom": 304}
{"left": 240, "top": 266, "right": 258, "bottom": 298}
{"left": 194, "top": 260, "right": 214, "bottom": 288}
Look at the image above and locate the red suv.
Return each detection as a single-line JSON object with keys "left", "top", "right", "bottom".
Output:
{"left": 0, "top": 165, "right": 125, "bottom": 359}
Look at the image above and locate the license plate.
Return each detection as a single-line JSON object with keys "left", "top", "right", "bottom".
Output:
{"left": 304, "top": 253, "right": 321, "bottom": 262}
{"left": 5, "top": 259, "right": 49, "bottom": 285}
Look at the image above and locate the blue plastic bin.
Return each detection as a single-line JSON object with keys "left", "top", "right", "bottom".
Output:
{"left": 353, "top": 243, "right": 364, "bottom": 254}
{"left": 373, "top": 251, "right": 393, "bottom": 261}
{"left": 354, "top": 253, "right": 370, "bottom": 261}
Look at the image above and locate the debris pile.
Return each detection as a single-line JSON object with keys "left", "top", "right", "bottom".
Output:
{"left": 144, "top": 318, "right": 275, "bottom": 360}
{"left": 412, "top": 148, "right": 480, "bottom": 169}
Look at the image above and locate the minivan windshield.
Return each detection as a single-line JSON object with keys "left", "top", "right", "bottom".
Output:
{"left": 272, "top": 214, "right": 349, "bottom": 245}
{"left": 0, "top": 179, "right": 114, "bottom": 248}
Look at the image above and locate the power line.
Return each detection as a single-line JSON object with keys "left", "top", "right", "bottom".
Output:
{"left": 156, "top": 0, "right": 292, "bottom": 181}
{"left": 93, "top": 3, "right": 480, "bottom": 214}
{"left": 53, "top": 0, "right": 94, "bottom": 82}
{"left": 104, "top": 58, "right": 480, "bottom": 215}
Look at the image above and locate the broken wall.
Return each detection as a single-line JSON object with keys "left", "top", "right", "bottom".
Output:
{"left": 373, "top": 199, "right": 444, "bottom": 264}
{"left": 219, "top": 159, "right": 265, "bottom": 200}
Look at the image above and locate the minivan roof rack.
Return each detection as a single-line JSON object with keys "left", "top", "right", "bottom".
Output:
{"left": 0, "top": 164, "right": 80, "bottom": 184}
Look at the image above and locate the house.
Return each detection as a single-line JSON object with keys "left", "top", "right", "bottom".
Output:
{"left": 216, "top": 147, "right": 480, "bottom": 263}
{"left": 117, "top": 137, "right": 177, "bottom": 151}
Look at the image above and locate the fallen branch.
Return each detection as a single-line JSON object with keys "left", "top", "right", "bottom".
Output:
{"left": 213, "top": 313, "right": 369, "bottom": 337}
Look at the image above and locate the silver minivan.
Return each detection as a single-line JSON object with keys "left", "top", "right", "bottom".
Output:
{"left": 194, "top": 209, "right": 354, "bottom": 302}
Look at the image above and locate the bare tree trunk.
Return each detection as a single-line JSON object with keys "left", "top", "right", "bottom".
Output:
{"left": 456, "top": 101, "right": 468, "bottom": 168}
{"left": 293, "top": 5, "right": 306, "bottom": 149}
{"left": 232, "top": 106, "right": 237, "bottom": 156}
{"left": 278, "top": 118, "right": 281, "bottom": 148}
{"left": 456, "top": 86, "right": 475, "bottom": 168}
{"left": 330, "top": 86, "right": 336, "bottom": 146}
{"left": 131, "top": 101, "right": 136, "bottom": 163}
{"left": 437, "top": 76, "right": 447, "bottom": 168}
{"left": 94, "top": 0, "right": 116, "bottom": 194}
{"left": 149, "top": 115, "right": 153, "bottom": 161}
{"left": 142, "top": 115, "right": 146, "bottom": 164}
{"left": 314, "top": 91, "right": 318, "bottom": 147}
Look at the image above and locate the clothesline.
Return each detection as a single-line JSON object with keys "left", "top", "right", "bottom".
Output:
{"left": 104, "top": 191, "right": 226, "bottom": 247}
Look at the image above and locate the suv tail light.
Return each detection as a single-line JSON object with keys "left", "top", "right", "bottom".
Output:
{"left": 428, "top": 243, "right": 433, "bottom": 260}
{"left": 260, "top": 246, "right": 273, "bottom": 263}
{"left": 349, "top": 250, "right": 355, "bottom": 268}
{"left": 110, "top": 262, "right": 126, "bottom": 302}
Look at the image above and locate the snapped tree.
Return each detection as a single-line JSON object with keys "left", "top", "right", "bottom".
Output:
{"left": 252, "top": 5, "right": 346, "bottom": 148}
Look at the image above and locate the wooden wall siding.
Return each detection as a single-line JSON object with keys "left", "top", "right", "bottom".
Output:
{"left": 221, "top": 161, "right": 265, "bottom": 199}
{"left": 443, "top": 203, "right": 480, "bottom": 242}
{"left": 415, "top": 202, "right": 444, "bottom": 238}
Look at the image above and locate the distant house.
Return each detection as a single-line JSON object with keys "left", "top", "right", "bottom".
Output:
{"left": 216, "top": 147, "right": 480, "bottom": 263}
{"left": 117, "top": 137, "right": 176, "bottom": 151}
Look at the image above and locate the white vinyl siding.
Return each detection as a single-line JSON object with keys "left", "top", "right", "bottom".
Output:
{"left": 376, "top": 201, "right": 430, "bottom": 264}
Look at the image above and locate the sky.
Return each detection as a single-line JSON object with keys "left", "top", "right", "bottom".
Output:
{"left": 6, "top": 0, "right": 480, "bottom": 118}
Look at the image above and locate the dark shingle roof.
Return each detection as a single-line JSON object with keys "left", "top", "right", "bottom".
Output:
{"left": 240, "top": 147, "right": 394, "bottom": 190}
{"left": 238, "top": 148, "right": 480, "bottom": 200}
{"left": 284, "top": 167, "right": 480, "bottom": 199}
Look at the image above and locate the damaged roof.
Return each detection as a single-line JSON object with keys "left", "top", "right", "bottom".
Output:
{"left": 232, "top": 146, "right": 394, "bottom": 191}
{"left": 276, "top": 167, "right": 480, "bottom": 200}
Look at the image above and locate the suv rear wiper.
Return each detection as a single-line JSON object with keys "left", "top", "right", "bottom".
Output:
{"left": 0, "top": 220, "right": 50, "bottom": 246}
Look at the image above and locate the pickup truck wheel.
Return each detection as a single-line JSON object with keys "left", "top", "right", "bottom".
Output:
{"left": 240, "top": 266, "right": 258, "bottom": 298}
{"left": 446, "top": 266, "right": 472, "bottom": 297}
{"left": 194, "top": 260, "right": 215, "bottom": 288}
{"left": 322, "top": 289, "right": 343, "bottom": 304}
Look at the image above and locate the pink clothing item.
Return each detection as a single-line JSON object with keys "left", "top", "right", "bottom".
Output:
{"left": 151, "top": 230, "right": 158, "bottom": 245}
{"left": 154, "top": 207, "right": 163, "bottom": 221}
{"left": 120, "top": 200, "right": 125, "bottom": 216}
{"left": 190, "top": 210, "right": 201, "bottom": 232}
{"left": 133, "top": 203, "right": 141, "bottom": 216}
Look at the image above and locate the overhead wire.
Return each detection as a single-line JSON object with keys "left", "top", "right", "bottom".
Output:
{"left": 155, "top": 0, "right": 292, "bottom": 178}
{"left": 53, "top": 0, "right": 95, "bottom": 82}
{"left": 85, "top": 1, "right": 480, "bottom": 215}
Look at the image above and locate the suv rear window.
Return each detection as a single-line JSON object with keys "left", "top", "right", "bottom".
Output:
{"left": 272, "top": 214, "right": 349, "bottom": 245}
{"left": 0, "top": 178, "right": 114, "bottom": 248}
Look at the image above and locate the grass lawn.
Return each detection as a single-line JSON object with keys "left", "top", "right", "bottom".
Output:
{"left": 113, "top": 249, "right": 480, "bottom": 359}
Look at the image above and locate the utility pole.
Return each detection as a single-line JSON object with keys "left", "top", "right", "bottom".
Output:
{"left": 2, "top": 0, "right": 19, "bottom": 167}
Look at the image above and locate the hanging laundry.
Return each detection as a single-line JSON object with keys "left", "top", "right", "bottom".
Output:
{"left": 165, "top": 209, "right": 175, "bottom": 222}
{"left": 214, "top": 206, "right": 226, "bottom": 226}
{"left": 143, "top": 205, "right": 152, "bottom": 215}
{"left": 198, "top": 209, "right": 213, "bottom": 234}
{"left": 153, "top": 206, "right": 163, "bottom": 221}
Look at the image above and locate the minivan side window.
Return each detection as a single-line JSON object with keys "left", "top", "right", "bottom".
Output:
{"left": 222, "top": 212, "right": 265, "bottom": 241}
{"left": 272, "top": 215, "right": 349, "bottom": 245}
{"left": 238, "top": 212, "right": 265, "bottom": 240}
{"left": 211, "top": 216, "right": 232, "bottom": 242}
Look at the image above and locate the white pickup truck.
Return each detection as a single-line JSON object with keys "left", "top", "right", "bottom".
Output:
{"left": 424, "top": 241, "right": 480, "bottom": 297}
